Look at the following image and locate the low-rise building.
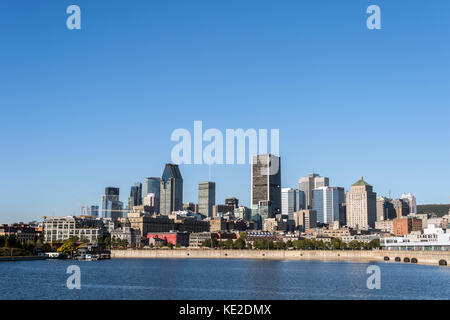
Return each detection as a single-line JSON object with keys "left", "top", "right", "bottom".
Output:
{"left": 0, "top": 224, "right": 43, "bottom": 243}
{"left": 393, "top": 216, "right": 422, "bottom": 236}
{"left": 375, "top": 220, "right": 394, "bottom": 233}
{"left": 189, "top": 232, "right": 219, "bottom": 248}
{"left": 381, "top": 225, "right": 450, "bottom": 251}
{"left": 293, "top": 210, "right": 317, "bottom": 231}
{"left": 147, "top": 231, "right": 190, "bottom": 247}
{"left": 43, "top": 216, "right": 105, "bottom": 243}
{"left": 111, "top": 226, "right": 141, "bottom": 245}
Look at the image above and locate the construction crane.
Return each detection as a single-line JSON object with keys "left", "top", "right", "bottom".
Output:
{"left": 77, "top": 202, "right": 85, "bottom": 216}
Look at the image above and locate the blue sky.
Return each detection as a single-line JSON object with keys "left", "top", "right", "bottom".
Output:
{"left": 1, "top": 0, "right": 449, "bottom": 223}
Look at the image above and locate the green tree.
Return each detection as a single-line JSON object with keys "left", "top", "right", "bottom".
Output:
{"left": 41, "top": 243, "right": 52, "bottom": 252}
{"left": 6, "top": 235, "right": 20, "bottom": 248}
{"left": 275, "top": 241, "right": 286, "bottom": 250}
{"left": 0, "top": 236, "right": 6, "bottom": 247}
{"left": 225, "top": 239, "right": 234, "bottom": 249}
{"left": 202, "top": 239, "right": 212, "bottom": 248}
{"left": 348, "top": 240, "right": 361, "bottom": 250}
{"left": 368, "top": 239, "right": 380, "bottom": 249}
{"left": 233, "top": 238, "right": 246, "bottom": 249}
{"left": 57, "top": 239, "right": 75, "bottom": 254}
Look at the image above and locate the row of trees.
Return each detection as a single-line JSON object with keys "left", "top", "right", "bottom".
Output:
{"left": 201, "top": 237, "right": 380, "bottom": 250}
{"left": 0, "top": 235, "right": 50, "bottom": 256}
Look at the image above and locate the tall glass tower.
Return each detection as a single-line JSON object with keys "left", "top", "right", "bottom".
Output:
{"left": 159, "top": 164, "right": 183, "bottom": 215}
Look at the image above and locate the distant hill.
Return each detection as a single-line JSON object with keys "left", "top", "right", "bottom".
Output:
{"left": 417, "top": 204, "right": 450, "bottom": 217}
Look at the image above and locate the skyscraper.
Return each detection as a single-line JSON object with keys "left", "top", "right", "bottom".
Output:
{"left": 376, "top": 197, "right": 396, "bottom": 220}
{"left": 225, "top": 197, "right": 239, "bottom": 208}
{"left": 87, "top": 205, "right": 99, "bottom": 217}
{"left": 102, "top": 187, "right": 123, "bottom": 221}
{"left": 401, "top": 192, "right": 417, "bottom": 214}
{"left": 198, "top": 182, "right": 216, "bottom": 217}
{"left": 312, "top": 186, "right": 345, "bottom": 224}
{"left": 298, "top": 173, "right": 329, "bottom": 209}
{"left": 128, "top": 182, "right": 142, "bottom": 209}
{"left": 393, "top": 198, "right": 410, "bottom": 218}
{"left": 346, "top": 177, "right": 377, "bottom": 229}
{"left": 281, "top": 188, "right": 305, "bottom": 220}
{"left": 159, "top": 164, "right": 183, "bottom": 215}
{"left": 143, "top": 177, "right": 161, "bottom": 212}
{"left": 251, "top": 154, "right": 281, "bottom": 218}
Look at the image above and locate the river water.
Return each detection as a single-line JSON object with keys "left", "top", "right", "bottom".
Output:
{"left": 1, "top": 258, "right": 448, "bottom": 300}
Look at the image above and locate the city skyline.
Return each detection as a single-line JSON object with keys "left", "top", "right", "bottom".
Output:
{"left": 0, "top": 158, "right": 435, "bottom": 224}
{"left": 1, "top": 0, "right": 450, "bottom": 223}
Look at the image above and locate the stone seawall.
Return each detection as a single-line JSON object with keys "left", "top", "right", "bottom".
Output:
{"left": 111, "top": 249, "right": 450, "bottom": 267}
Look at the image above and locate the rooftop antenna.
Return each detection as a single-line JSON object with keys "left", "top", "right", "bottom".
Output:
{"left": 388, "top": 190, "right": 392, "bottom": 199}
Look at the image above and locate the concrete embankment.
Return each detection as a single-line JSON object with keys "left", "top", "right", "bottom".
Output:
{"left": 111, "top": 249, "right": 450, "bottom": 267}
{"left": 0, "top": 256, "right": 46, "bottom": 262}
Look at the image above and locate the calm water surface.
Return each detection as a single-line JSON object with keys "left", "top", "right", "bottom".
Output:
{"left": 0, "top": 258, "right": 449, "bottom": 300}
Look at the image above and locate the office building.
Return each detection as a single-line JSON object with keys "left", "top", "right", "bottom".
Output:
{"left": 393, "top": 198, "right": 410, "bottom": 218}
{"left": 313, "top": 187, "right": 345, "bottom": 224}
{"left": 376, "top": 197, "right": 396, "bottom": 220}
{"left": 143, "top": 177, "right": 161, "bottom": 212}
{"left": 346, "top": 177, "right": 377, "bottom": 229}
{"left": 281, "top": 188, "right": 305, "bottom": 220}
{"left": 198, "top": 182, "right": 216, "bottom": 217}
{"left": 393, "top": 216, "right": 422, "bottom": 236}
{"left": 212, "top": 204, "right": 234, "bottom": 218}
{"left": 183, "top": 202, "right": 199, "bottom": 213}
{"left": 225, "top": 197, "right": 239, "bottom": 208}
{"left": 43, "top": 216, "right": 105, "bottom": 243}
{"left": 375, "top": 219, "right": 394, "bottom": 233}
{"left": 87, "top": 205, "right": 99, "bottom": 217}
{"left": 401, "top": 192, "right": 417, "bottom": 215}
{"left": 128, "top": 182, "right": 142, "bottom": 209}
{"left": 251, "top": 154, "right": 281, "bottom": 218}
{"left": 298, "top": 173, "right": 329, "bottom": 209}
{"left": 159, "top": 164, "right": 183, "bottom": 215}
{"left": 234, "top": 206, "right": 251, "bottom": 221}
{"left": 102, "top": 187, "right": 123, "bottom": 220}
{"left": 293, "top": 209, "right": 317, "bottom": 231}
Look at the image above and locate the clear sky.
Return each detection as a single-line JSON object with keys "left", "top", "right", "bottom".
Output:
{"left": 1, "top": 0, "right": 449, "bottom": 223}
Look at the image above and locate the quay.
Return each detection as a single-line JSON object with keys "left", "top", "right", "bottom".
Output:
{"left": 111, "top": 249, "right": 450, "bottom": 267}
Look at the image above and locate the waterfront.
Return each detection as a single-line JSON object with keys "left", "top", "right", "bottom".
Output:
{"left": 1, "top": 259, "right": 449, "bottom": 300}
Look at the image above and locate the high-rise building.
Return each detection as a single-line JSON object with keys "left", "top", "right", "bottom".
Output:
{"left": 251, "top": 154, "right": 281, "bottom": 218}
{"left": 293, "top": 209, "right": 317, "bottom": 231}
{"left": 143, "top": 177, "right": 161, "bottom": 212}
{"left": 101, "top": 187, "right": 123, "bottom": 221}
{"left": 128, "top": 182, "right": 142, "bottom": 209}
{"left": 281, "top": 188, "right": 305, "bottom": 220}
{"left": 298, "top": 173, "right": 329, "bottom": 209}
{"left": 376, "top": 197, "right": 396, "bottom": 220}
{"left": 198, "top": 182, "right": 216, "bottom": 218}
{"left": 392, "top": 198, "right": 410, "bottom": 218}
{"left": 183, "top": 202, "right": 199, "bottom": 213}
{"left": 346, "top": 177, "right": 377, "bottom": 229}
{"left": 312, "top": 187, "right": 345, "bottom": 224}
{"left": 225, "top": 197, "right": 239, "bottom": 208}
{"left": 401, "top": 192, "right": 417, "bottom": 214}
{"left": 87, "top": 205, "right": 99, "bottom": 217}
{"left": 159, "top": 164, "right": 183, "bottom": 215}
